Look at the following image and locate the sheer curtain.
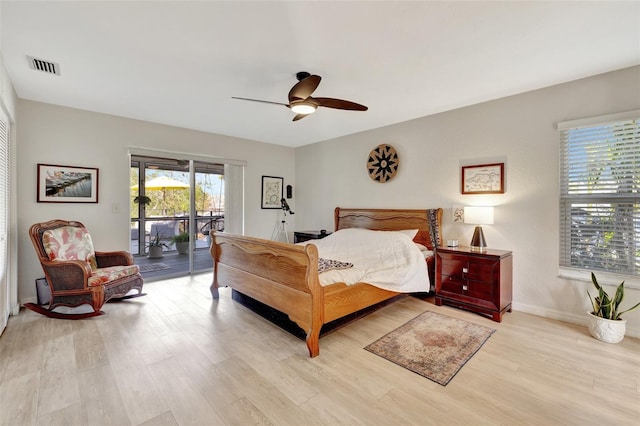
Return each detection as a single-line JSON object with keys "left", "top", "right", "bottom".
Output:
{"left": 224, "top": 163, "right": 244, "bottom": 235}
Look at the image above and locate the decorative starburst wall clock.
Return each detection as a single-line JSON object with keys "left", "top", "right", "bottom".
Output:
{"left": 367, "top": 144, "right": 399, "bottom": 183}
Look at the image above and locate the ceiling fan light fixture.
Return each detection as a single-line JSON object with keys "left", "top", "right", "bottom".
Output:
{"left": 290, "top": 101, "right": 317, "bottom": 115}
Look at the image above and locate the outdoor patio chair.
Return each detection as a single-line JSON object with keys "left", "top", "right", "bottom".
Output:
{"left": 150, "top": 220, "right": 179, "bottom": 242}
{"left": 27, "top": 219, "right": 145, "bottom": 319}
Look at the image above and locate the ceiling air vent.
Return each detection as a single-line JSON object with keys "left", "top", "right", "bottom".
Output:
{"left": 27, "top": 56, "right": 60, "bottom": 76}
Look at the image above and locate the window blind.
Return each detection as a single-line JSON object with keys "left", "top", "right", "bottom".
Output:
{"left": 559, "top": 113, "right": 640, "bottom": 277}
{"left": 0, "top": 108, "right": 9, "bottom": 333}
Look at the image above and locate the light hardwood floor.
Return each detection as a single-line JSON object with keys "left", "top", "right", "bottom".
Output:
{"left": 1, "top": 273, "right": 639, "bottom": 425}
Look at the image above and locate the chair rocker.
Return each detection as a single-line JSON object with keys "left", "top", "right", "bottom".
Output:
{"left": 27, "top": 219, "right": 145, "bottom": 319}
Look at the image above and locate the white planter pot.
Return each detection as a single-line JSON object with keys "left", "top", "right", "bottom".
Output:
{"left": 148, "top": 246, "right": 164, "bottom": 259}
{"left": 587, "top": 311, "right": 627, "bottom": 343}
{"left": 175, "top": 242, "right": 189, "bottom": 255}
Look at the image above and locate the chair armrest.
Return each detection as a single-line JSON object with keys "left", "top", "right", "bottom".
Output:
{"left": 95, "top": 250, "right": 134, "bottom": 267}
{"left": 40, "top": 259, "right": 92, "bottom": 291}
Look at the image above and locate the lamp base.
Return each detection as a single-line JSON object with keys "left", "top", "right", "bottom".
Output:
{"left": 470, "top": 226, "right": 488, "bottom": 251}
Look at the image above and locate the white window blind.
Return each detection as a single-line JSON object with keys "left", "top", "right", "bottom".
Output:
{"left": 559, "top": 111, "right": 640, "bottom": 277}
{"left": 0, "top": 108, "right": 9, "bottom": 334}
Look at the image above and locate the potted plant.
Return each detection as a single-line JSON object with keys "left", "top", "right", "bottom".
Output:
{"left": 133, "top": 195, "right": 152, "bottom": 206}
{"left": 146, "top": 229, "right": 169, "bottom": 259}
{"left": 170, "top": 232, "right": 190, "bottom": 255}
{"left": 587, "top": 272, "right": 640, "bottom": 343}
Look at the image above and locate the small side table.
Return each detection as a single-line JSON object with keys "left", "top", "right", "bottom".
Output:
{"left": 294, "top": 230, "right": 332, "bottom": 243}
{"left": 435, "top": 246, "right": 513, "bottom": 322}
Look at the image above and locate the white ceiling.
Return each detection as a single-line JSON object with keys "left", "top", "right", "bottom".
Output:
{"left": 2, "top": 1, "right": 639, "bottom": 148}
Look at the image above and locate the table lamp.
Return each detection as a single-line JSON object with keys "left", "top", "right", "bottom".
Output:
{"left": 464, "top": 206, "right": 494, "bottom": 251}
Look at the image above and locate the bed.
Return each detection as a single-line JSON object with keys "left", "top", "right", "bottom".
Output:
{"left": 209, "top": 207, "right": 443, "bottom": 357}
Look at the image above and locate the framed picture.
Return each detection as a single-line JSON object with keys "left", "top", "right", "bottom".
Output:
{"left": 261, "top": 175, "right": 283, "bottom": 209}
{"left": 37, "top": 163, "right": 99, "bottom": 203}
{"left": 461, "top": 163, "right": 504, "bottom": 194}
{"left": 452, "top": 204, "right": 464, "bottom": 223}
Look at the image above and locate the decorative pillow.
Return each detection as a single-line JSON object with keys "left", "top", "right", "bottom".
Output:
{"left": 318, "top": 258, "right": 353, "bottom": 273}
{"left": 42, "top": 226, "right": 98, "bottom": 270}
{"left": 426, "top": 209, "right": 441, "bottom": 248}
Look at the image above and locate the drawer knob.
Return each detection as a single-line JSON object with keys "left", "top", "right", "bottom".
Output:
{"left": 463, "top": 285, "right": 468, "bottom": 291}
{"left": 462, "top": 267, "right": 468, "bottom": 274}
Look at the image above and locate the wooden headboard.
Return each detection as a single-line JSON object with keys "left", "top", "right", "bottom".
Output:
{"left": 334, "top": 207, "right": 443, "bottom": 250}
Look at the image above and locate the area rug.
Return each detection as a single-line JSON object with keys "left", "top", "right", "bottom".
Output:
{"left": 364, "top": 310, "right": 495, "bottom": 386}
{"left": 138, "top": 263, "right": 170, "bottom": 273}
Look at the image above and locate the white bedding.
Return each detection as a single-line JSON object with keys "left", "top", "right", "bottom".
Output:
{"left": 298, "top": 228, "right": 430, "bottom": 292}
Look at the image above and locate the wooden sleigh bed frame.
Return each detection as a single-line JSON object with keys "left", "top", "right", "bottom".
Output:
{"left": 210, "top": 207, "right": 443, "bottom": 357}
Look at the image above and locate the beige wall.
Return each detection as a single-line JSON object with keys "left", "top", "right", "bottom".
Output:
{"left": 295, "top": 66, "right": 640, "bottom": 336}
{"left": 17, "top": 100, "right": 295, "bottom": 304}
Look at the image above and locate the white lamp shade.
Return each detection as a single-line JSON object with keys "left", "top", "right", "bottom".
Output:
{"left": 464, "top": 206, "right": 494, "bottom": 225}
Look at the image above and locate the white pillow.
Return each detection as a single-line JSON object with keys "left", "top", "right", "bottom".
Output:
{"left": 415, "top": 242, "right": 434, "bottom": 259}
{"left": 415, "top": 242, "right": 429, "bottom": 251}
{"left": 396, "top": 229, "right": 419, "bottom": 239}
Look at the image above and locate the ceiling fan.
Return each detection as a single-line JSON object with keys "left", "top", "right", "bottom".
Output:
{"left": 232, "top": 71, "right": 368, "bottom": 121}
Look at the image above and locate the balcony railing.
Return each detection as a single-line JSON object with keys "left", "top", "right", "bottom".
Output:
{"left": 130, "top": 212, "right": 224, "bottom": 255}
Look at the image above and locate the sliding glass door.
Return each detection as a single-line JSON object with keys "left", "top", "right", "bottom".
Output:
{"left": 130, "top": 155, "right": 224, "bottom": 277}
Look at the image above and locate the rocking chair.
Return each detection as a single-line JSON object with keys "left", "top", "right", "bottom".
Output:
{"left": 27, "top": 219, "right": 145, "bottom": 319}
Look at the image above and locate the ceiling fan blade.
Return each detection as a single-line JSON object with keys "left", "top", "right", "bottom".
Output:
{"left": 288, "top": 75, "right": 321, "bottom": 102}
{"left": 232, "top": 97, "right": 289, "bottom": 107}
{"left": 292, "top": 113, "right": 310, "bottom": 122}
{"left": 314, "top": 97, "right": 368, "bottom": 111}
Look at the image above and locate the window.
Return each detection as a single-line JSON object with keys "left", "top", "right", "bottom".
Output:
{"left": 559, "top": 110, "right": 640, "bottom": 278}
{"left": 0, "top": 108, "right": 9, "bottom": 333}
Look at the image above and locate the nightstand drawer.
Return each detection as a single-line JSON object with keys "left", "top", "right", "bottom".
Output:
{"left": 440, "top": 256, "right": 466, "bottom": 277}
{"left": 465, "top": 259, "right": 497, "bottom": 283}
{"left": 465, "top": 279, "right": 494, "bottom": 301}
{"left": 440, "top": 275, "right": 494, "bottom": 301}
{"left": 440, "top": 275, "right": 464, "bottom": 294}
{"left": 439, "top": 256, "right": 497, "bottom": 284}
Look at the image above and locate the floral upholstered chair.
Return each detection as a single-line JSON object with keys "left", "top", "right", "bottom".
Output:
{"left": 27, "top": 219, "right": 145, "bottom": 319}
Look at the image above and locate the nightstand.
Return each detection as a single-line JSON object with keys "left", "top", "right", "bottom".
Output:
{"left": 435, "top": 246, "right": 512, "bottom": 322}
{"left": 294, "top": 230, "right": 331, "bottom": 243}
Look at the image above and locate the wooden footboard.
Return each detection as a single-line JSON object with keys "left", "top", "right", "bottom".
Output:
{"left": 210, "top": 233, "right": 325, "bottom": 356}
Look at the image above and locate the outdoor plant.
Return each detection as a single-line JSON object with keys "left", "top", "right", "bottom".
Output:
{"left": 147, "top": 229, "right": 169, "bottom": 249}
{"left": 133, "top": 195, "right": 152, "bottom": 205}
{"left": 170, "top": 232, "right": 190, "bottom": 243}
{"left": 588, "top": 272, "right": 640, "bottom": 320}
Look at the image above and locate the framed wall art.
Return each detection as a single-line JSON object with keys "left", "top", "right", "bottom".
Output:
{"left": 461, "top": 163, "right": 504, "bottom": 194}
{"left": 37, "top": 163, "right": 99, "bottom": 203}
{"left": 261, "top": 175, "right": 283, "bottom": 209}
{"left": 452, "top": 204, "right": 465, "bottom": 223}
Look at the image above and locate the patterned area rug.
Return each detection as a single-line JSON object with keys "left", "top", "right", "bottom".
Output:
{"left": 364, "top": 310, "right": 495, "bottom": 386}
{"left": 138, "top": 263, "right": 170, "bottom": 273}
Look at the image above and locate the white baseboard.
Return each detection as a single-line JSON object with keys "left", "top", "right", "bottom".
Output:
{"left": 512, "top": 301, "right": 639, "bottom": 339}
{"left": 18, "top": 297, "right": 37, "bottom": 309}
{"left": 13, "top": 296, "right": 639, "bottom": 339}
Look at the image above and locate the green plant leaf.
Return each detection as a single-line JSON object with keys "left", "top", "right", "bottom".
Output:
{"left": 588, "top": 273, "right": 638, "bottom": 320}
{"left": 587, "top": 290, "right": 598, "bottom": 314}
{"left": 617, "top": 301, "right": 640, "bottom": 319}
{"left": 613, "top": 283, "right": 624, "bottom": 312}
